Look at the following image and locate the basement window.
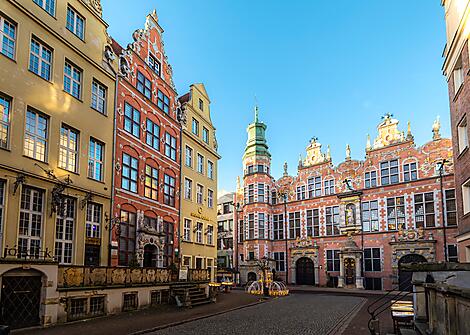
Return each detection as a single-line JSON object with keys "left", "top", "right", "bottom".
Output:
{"left": 122, "top": 292, "right": 138, "bottom": 311}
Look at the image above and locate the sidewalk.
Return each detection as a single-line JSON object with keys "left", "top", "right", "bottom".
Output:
{"left": 287, "top": 285, "right": 393, "bottom": 296}
{"left": 14, "top": 291, "right": 262, "bottom": 335}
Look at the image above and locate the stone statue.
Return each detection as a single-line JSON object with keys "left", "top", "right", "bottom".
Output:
{"left": 432, "top": 116, "right": 441, "bottom": 140}
{"left": 345, "top": 204, "right": 355, "bottom": 226}
{"left": 283, "top": 162, "right": 288, "bottom": 176}
{"left": 346, "top": 144, "right": 351, "bottom": 160}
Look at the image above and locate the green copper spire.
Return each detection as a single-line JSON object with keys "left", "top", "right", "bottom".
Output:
{"left": 243, "top": 104, "right": 270, "bottom": 160}
{"left": 254, "top": 104, "right": 259, "bottom": 123}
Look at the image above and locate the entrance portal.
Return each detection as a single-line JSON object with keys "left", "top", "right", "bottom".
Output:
{"left": 295, "top": 257, "right": 315, "bottom": 285}
{"left": 143, "top": 244, "right": 159, "bottom": 267}
{"left": 344, "top": 258, "right": 356, "bottom": 285}
{"left": 398, "top": 254, "right": 427, "bottom": 291}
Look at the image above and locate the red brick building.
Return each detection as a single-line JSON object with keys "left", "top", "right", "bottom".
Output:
{"left": 110, "top": 11, "right": 181, "bottom": 267}
{"left": 235, "top": 111, "right": 457, "bottom": 290}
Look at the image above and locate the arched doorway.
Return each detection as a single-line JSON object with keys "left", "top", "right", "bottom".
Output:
{"left": 398, "top": 254, "right": 427, "bottom": 291}
{"left": 143, "top": 244, "right": 159, "bottom": 267}
{"left": 0, "top": 269, "right": 43, "bottom": 329}
{"left": 296, "top": 257, "right": 315, "bottom": 285}
{"left": 247, "top": 272, "right": 257, "bottom": 282}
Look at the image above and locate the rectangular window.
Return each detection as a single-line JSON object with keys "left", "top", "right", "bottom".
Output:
{"left": 119, "top": 211, "right": 136, "bottom": 266}
{"left": 247, "top": 214, "right": 255, "bottom": 240}
{"left": 324, "top": 179, "right": 335, "bottom": 195}
{"left": 364, "top": 278, "right": 383, "bottom": 291}
{"left": 185, "top": 146, "right": 193, "bottom": 167}
{"left": 0, "top": 94, "right": 11, "bottom": 149}
{"left": 202, "top": 127, "right": 209, "bottom": 144}
{"left": 137, "top": 71, "right": 151, "bottom": 99}
{"left": 464, "top": 179, "right": 470, "bottom": 215}
{"left": 0, "top": 15, "right": 16, "bottom": 59}
{"left": 164, "top": 174, "right": 175, "bottom": 207}
{"left": 184, "top": 178, "right": 192, "bottom": 200}
{"left": 33, "top": 0, "right": 56, "bottom": 16}
{"left": 288, "top": 212, "right": 301, "bottom": 239}
{"left": 271, "top": 190, "right": 277, "bottom": 205}
{"left": 403, "top": 162, "right": 417, "bottom": 182}
{"left": 380, "top": 159, "right": 399, "bottom": 185}
{"left": 183, "top": 219, "right": 191, "bottom": 241}
{"left": 387, "top": 196, "right": 405, "bottom": 230}
{"left": 207, "top": 225, "right": 213, "bottom": 245}
{"left": 148, "top": 54, "right": 161, "bottom": 76}
{"left": 197, "top": 153, "right": 204, "bottom": 174}
{"left": 258, "top": 183, "right": 265, "bottom": 203}
{"left": 145, "top": 119, "right": 160, "bottom": 150}
{"left": 308, "top": 177, "right": 321, "bottom": 198}
{"left": 273, "top": 214, "right": 284, "bottom": 240}
{"left": 296, "top": 185, "right": 306, "bottom": 200}
{"left": 414, "top": 192, "right": 435, "bottom": 228}
{"left": 55, "top": 197, "right": 75, "bottom": 264}
{"left": 258, "top": 213, "right": 265, "bottom": 239}
{"left": 64, "top": 61, "right": 82, "bottom": 99}
{"left": 163, "top": 221, "right": 174, "bottom": 266}
{"left": 208, "top": 160, "right": 214, "bottom": 179}
{"left": 121, "top": 153, "right": 138, "bottom": 193}
{"left": 362, "top": 201, "right": 379, "bottom": 232}
{"left": 196, "top": 222, "right": 203, "bottom": 243}
{"left": 192, "top": 118, "right": 199, "bottom": 135}
{"left": 24, "top": 109, "right": 48, "bottom": 161}
{"left": 164, "top": 133, "right": 177, "bottom": 161}
{"left": 88, "top": 138, "right": 104, "bottom": 181}
{"left": 18, "top": 186, "right": 44, "bottom": 259}
{"left": 364, "top": 248, "right": 381, "bottom": 271}
{"left": 247, "top": 184, "right": 254, "bottom": 203}
{"left": 238, "top": 220, "right": 244, "bottom": 243}
{"left": 453, "top": 55, "right": 465, "bottom": 95}
{"left": 445, "top": 189, "right": 457, "bottom": 227}
{"left": 124, "top": 103, "right": 140, "bottom": 138}
{"left": 196, "top": 184, "right": 203, "bottom": 204}
{"left": 29, "top": 38, "right": 52, "bottom": 81}
{"left": 365, "top": 171, "right": 377, "bottom": 188}
{"left": 325, "top": 206, "right": 340, "bottom": 236}
{"left": 91, "top": 80, "right": 107, "bottom": 114}
{"left": 326, "top": 250, "right": 340, "bottom": 272}
{"left": 59, "top": 125, "right": 79, "bottom": 173}
{"left": 199, "top": 98, "right": 204, "bottom": 110}
{"left": 86, "top": 203, "right": 101, "bottom": 238}
{"left": 458, "top": 117, "right": 468, "bottom": 153}
{"left": 448, "top": 244, "right": 458, "bottom": 262}
{"left": 122, "top": 293, "right": 138, "bottom": 311}
{"left": 306, "top": 209, "right": 320, "bottom": 237}
{"left": 247, "top": 165, "right": 254, "bottom": 174}
{"left": 144, "top": 165, "right": 158, "bottom": 200}
{"left": 157, "top": 90, "right": 170, "bottom": 114}
{"left": 66, "top": 6, "right": 85, "bottom": 39}
{"left": 208, "top": 189, "right": 214, "bottom": 208}
{"left": 274, "top": 252, "right": 285, "bottom": 272}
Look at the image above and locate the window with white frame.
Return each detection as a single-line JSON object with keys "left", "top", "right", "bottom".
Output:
{"left": 208, "top": 189, "right": 214, "bottom": 208}
{"left": 183, "top": 219, "right": 191, "bottom": 241}
{"left": 59, "top": 125, "right": 79, "bottom": 173}
{"left": 296, "top": 185, "right": 306, "bottom": 200}
{"left": 271, "top": 190, "right": 277, "bottom": 205}
{"left": 66, "top": 6, "right": 85, "bottom": 39}
{"left": 326, "top": 250, "right": 340, "bottom": 272}
{"left": 55, "top": 197, "right": 75, "bottom": 264}
{"left": 18, "top": 186, "right": 44, "bottom": 258}
{"left": 238, "top": 220, "right": 244, "bottom": 242}
{"left": 308, "top": 176, "right": 321, "bottom": 198}
{"left": 192, "top": 118, "right": 199, "bottom": 135}
{"left": 29, "top": 38, "right": 52, "bottom": 81}
{"left": 458, "top": 117, "right": 468, "bottom": 153}
{"left": 137, "top": 71, "right": 151, "bottom": 99}
{"left": 163, "top": 174, "right": 175, "bottom": 207}
{"left": 88, "top": 138, "right": 104, "bottom": 181}
{"left": 208, "top": 160, "right": 214, "bottom": 179}
{"left": 145, "top": 119, "right": 160, "bottom": 150}
{"left": 0, "top": 15, "right": 16, "bottom": 59}
{"left": 197, "top": 153, "right": 204, "bottom": 174}
{"left": 258, "top": 183, "right": 265, "bottom": 202}
{"left": 124, "top": 103, "right": 140, "bottom": 138}
{"left": 288, "top": 212, "right": 301, "bottom": 239}
{"left": 273, "top": 214, "right": 284, "bottom": 240}
{"left": 33, "top": 0, "right": 55, "bottom": 16}
{"left": 86, "top": 202, "right": 101, "bottom": 238}
{"left": 91, "top": 80, "right": 107, "bottom": 114}
{"left": 185, "top": 146, "right": 193, "bottom": 167}
{"left": 362, "top": 200, "right": 379, "bottom": 232}
{"left": 157, "top": 90, "right": 170, "bottom": 114}
{"left": 380, "top": 159, "right": 399, "bottom": 185}
{"left": 364, "top": 248, "right": 381, "bottom": 271}
{"left": 122, "top": 153, "right": 138, "bottom": 193}
{"left": 207, "top": 225, "right": 213, "bottom": 245}
{"left": 196, "top": 222, "right": 203, "bottom": 243}
{"left": 258, "top": 213, "right": 265, "bottom": 239}
{"left": 365, "top": 170, "right": 377, "bottom": 188}
{"left": 144, "top": 165, "right": 158, "bottom": 200}
{"left": 148, "top": 54, "right": 161, "bottom": 76}
{"left": 246, "top": 165, "right": 254, "bottom": 175}
{"left": 414, "top": 192, "right": 435, "bottom": 228}
{"left": 165, "top": 133, "right": 177, "bottom": 161}
{"left": 324, "top": 179, "right": 335, "bottom": 195}
{"left": 273, "top": 252, "right": 285, "bottom": 271}
{"left": 64, "top": 61, "right": 82, "bottom": 99}
{"left": 445, "top": 189, "right": 457, "bottom": 226}
{"left": 24, "top": 109, "right": 48, "bottom": 161}
{"left": 306, "top": 209, "right": 320, "bottom": 237}
{"left": 453, "top": 55, "right": 465, "bottom": 95}
{"left": 202, "top": 127, "right": 209, "bottom": 144}
{"left": 387, "top": 196, "right": 405, "bottom": 230}
{"left": 403, "top": 162, "right": 417, "bottom": 182}
{"left": 0, "top": 94, "right": 11, "bottom": 149}
{"left": 247, "top": 214, "right": 255, "bottom": 239}
{"left": 448, "top": 244, "right": 458, "bottom": 262}
{"left": 464, "top": 179, "right": 470, "bottom": 215}
{"left": 325, "top": 206, "right": 340, "bottom": 236}
{"left": 196, "top": 184, "right": 203, "bottom": 204}
{"left": 246, "top": 184, "right": 254, "bottom": 203}
{"left": 184, "top": 178, "right": 192, "bottom": 200}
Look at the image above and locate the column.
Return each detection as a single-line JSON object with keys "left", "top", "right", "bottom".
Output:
{"left": 355, "top": 254, "right": 364, "bottom": 289}
{"left": 338, "top": 254, "right": 345, "bottom": 288}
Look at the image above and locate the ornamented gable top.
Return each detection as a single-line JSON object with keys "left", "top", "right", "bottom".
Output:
{"left": 372, "top": 114, "right": 407, "bottom": 150}
{"left": 82, "top": 0, "right": 102, "bottom": 17}
{"left": 301, "top": 137, "right": 331, "bottom": 167}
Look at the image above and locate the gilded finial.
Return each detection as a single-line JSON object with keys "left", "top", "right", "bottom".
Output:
{"left": 366, "top": 134, "right": 371, "bottom": 151}
{"left": 326, "top": 145, "right": 331, "bottom": 160}
{"left": 406, "top": 121, "right": 414, "bottom": 141}
{"left": 346, "top": 144, "right": 351, "bottom": 160}
{"left": 432, "top": 116, "right": 441, "bottom": 141}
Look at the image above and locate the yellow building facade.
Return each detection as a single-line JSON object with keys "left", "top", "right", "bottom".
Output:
{"left": 179, "top": 83, "right": 220, "bottom": 281}
{"left": 0, "top": 0, "right": 116, "bottom": 267}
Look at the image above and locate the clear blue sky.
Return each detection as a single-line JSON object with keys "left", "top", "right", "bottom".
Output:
{"left": 102, "top": 0, "right": 450, "bottom": 194}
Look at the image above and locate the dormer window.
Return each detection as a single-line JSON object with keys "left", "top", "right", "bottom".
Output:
{"left": 199, "top": 98, "right": 204, "bottom": 111}
{"left": 148, "top": 54, "right": 161, "bottom": 76}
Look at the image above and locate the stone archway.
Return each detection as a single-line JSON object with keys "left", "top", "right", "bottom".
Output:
{"left": 398, "top": 254, "right": 427, "bottom": 291}
{"left": 295, "top": 257, "right": 315, "bottom": 285}
{"left": 143, "top": 244, "right": 160, "bottom": 268}
{"left": 291, "top": 251, "right": 319, "bottom": 286}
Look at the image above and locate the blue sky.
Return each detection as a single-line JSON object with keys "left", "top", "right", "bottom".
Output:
{"left": 102, "top": 0, "right": 450, "bottom": 194}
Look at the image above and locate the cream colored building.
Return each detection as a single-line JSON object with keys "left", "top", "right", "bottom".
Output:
{"left": 179, "top": 83, "right": 220, "bottom": 281}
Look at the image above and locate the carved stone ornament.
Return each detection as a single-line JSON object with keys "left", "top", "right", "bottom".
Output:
{"left": 119, "top": 56, "right": 131, "bottom": 77}
{"left": 83, "top": 0, "right": 102, "bottom": 16}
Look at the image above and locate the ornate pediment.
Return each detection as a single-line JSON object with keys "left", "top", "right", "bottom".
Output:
{"left": 82, "top": 0, "right": 102, "bottom": 16}
{"left": 302, "top": 137, "right": 330, "bottom": 167}
{"left": 373, "top": 114, "right": 406, "bottom": 149}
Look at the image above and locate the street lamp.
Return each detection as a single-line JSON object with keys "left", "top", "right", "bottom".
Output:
{"left": 437, "top": 159, "right": 448, "bottom": 261}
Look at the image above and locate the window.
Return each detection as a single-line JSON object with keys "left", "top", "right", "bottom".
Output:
{"left": 258, "top": 213, "right": 265, "bottom": 239}
{"left": 29, "top": 38, "right": 52, "bottom": 80}
{"left": 247, "top": 184, "right": 254, "bottom": 203}
{"left": 88, "top": 138, "right": 104, "bottom": 181}
{"left": 122, "top": 293, "right": 138, "bottom": 311}
{"left": 403, "top": 162, "right": 417, "bottom": 182}
{"left": 202, "top": 127, "right": 209, "bottom": 144}
{"left": 364, "top": 278, "right": 382, "bottom": 291}
{"left": 66, "top": 6, "right": 85, "bottom": 39}
{"left": 184, "top": 178, "right": 192, "bottom": 200}
{"left": 380, "top": 159, "right": 399, "bottom": 185}
{"left": 164, "top": 174, "right": 175, "bottom": 207}
{"left": 91, "top": 80, "right": 107, "bottom": 114}
{"left": 246, "top": 165, "right": 254, "bottom": 175}
{"left": 64, "top": 61, "right": 82, "bottom": 99}
{"left": 24, "top": 109, "right": 48, "bottom": 161}
{"left": 59, "top": 125, "right": 79, "bottom": 173}
{"left": 273, "top": 252, "right": 285, "bottom": 272}
{"left": 185, "top": 146, "right": 193, "bottom": 167}
{"left": 387, "top": 196, "right": 405, "bottom": 230}
{"left": 144, "top": 165, "right": 158, "bottom": 200}
{"left": 86, "top": 203, "right": 101, "bottom": 238}
{"left": 122, "top": 153, "right": 138, "bottom": 193}
{"left": 325, "top": 206, "right": 340, "bottom": 236}
{"left": 296, "top": 185, "right": 306, "bottom": 200}
{"left": 308, "top": 177, "right": 321, "bottom": 198}
{"left": 289, "top": 212, "right": 301, "bottom": 239}
{"left": 445, "top": 189, "right": 457, "bottom": 226}
{"left": 33, "top": 0, "right": 55, "bottom": 16}
{"left": 0, "top": 16, "right": 16, "bottom": 59}
{"left": 324, "top": 179, "right": 335, "bottom": 195}
{"left": 208, "top": 160, "right": 214, "bottom": 179}
{"left": 157, "top": 90, "right": 170, "bottom": 114}
{"left": 247, "top": 214, "right": 255, "bottom": 239}
{"left": 55, "top": 197, "right": 75, "bottom": 264}
{"left": 119, "top": 211, "right": 136, "bottom": 266}
{"left": 364, "top": 248, "right": 381, "bottom": 271}
{"left": 145, "top": 119, "right": 160, "bottom": 150}
{"left": 183, "top": 219, "right": 191, "bottom": 241}
{"left": 164, "top": 133, "right": 177, "bottom": 161}
{"left": 18, "top": 186, "right": 44, "bottom": 259}
{"left": 0, "top": 94, "right": 11, "bottom": 149}
{"left": 458, "top": 118, "right": 468, "bottom": 153}
{"left": 0, "top": 180, "right": 4, "bottom": 240}
{"left": 448, "top": 244, "right": 458, "bottom": 262}
{"left": 306, "top": 209, "right": 320, "bottom": 237}
{"left": 238, "top": 220, "right": 244, "bottom": 242}
{"left": 196, "top": 222, "right": 203, "bottom": 243}
{"left": 326, "top": 250, "right": 340, "bottom": 272}
{"left": 197, "top": 153, "right": 204, "bottom": 174}
{"left": 163, "top": 221, "right": 174, "bottom": 266}
{"left": 362, "top": 201, "right": 379, "bottom": 232}
{"left": 273, "top": 214, "right": 284, "bottom": 240}
{"left": 453, "top": 55, "right": 464, "bottom": 95}
{"left": 196, "top": 184, "right": 203, "bottom": 204}
{"left": 151, "top": 290, "right": 169, "bottom": 305}
{"left": 124, "top": 103, "right": 140, "bottom": 138}
{"left": 69, "top": 298, "right": 87, "bottom": 320}
{"left": 414, "top": 192, "right": 435, "bottom": 228}
{"left": 271, "top": 190, "right": 277, "bottom": 205}
{"left": 90, "top": 296, "right": 105, "bottom": 316}
{"left": 208, "top": 189, "right": 214, "bottom": 208}
{"left": 137, "top": 71, "right": 151, "bottom": 99}
{"left": 365, "top": 171, "right": 377, "bottom": 188}
{"left": 258, "top": 183, "right": 265, "bottom": 202}
{"left": 207, "top": 225, "right": 213, "bottom": 245}
{"left": 199, "top": 98, "right": 204, "bottom": 110}
{"left": 192, "top": 118, "right": 199, "bottom": 135}
{"left": 148, "top": 54, "right": 161, "bottom": 76}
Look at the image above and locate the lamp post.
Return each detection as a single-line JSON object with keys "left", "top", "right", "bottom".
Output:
{"left": 438, "top": 159, "right": 448, "bottom": 261}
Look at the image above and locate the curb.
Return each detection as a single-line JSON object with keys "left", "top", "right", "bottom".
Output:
{"left": 326, "top": 297, "right": 368, "bottom": 335}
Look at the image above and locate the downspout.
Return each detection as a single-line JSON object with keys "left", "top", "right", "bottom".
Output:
{"left": 176, "top": 106, "right": 184, "bottom": 269}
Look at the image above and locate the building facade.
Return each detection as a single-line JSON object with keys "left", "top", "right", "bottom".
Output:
{"left": 110, "top": 11, "right": 181, "bottom": 268}
{"left": 442, "top": 0, "right": 470, "bottom": 262}
{"left": 235, "top": 110, "right": 458, "bottom": 290}
{"left": 217, "top": 192, "right": 235, "bottom": 280}
{"left": 179, "top": 83, "right": 220, "bottom": 281}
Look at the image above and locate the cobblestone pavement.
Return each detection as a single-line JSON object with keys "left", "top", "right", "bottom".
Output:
{"left": 150, "top": 294, "right": 366, "bottom": 335}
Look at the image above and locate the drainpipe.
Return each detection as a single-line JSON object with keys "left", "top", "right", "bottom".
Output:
{"left": 176, "top": 106, "right": 183, "bottom": 270}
